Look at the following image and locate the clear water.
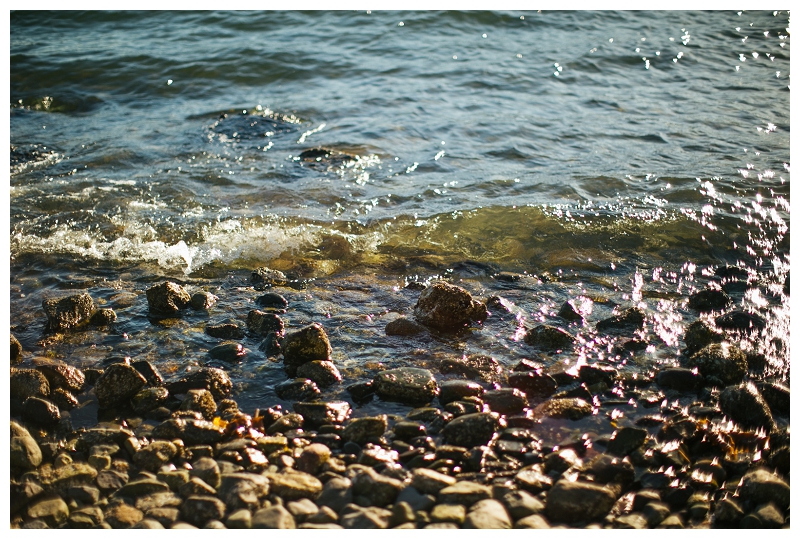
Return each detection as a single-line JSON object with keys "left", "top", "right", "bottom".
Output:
{"left": 9, "top": 11, "right": 790, "bottom": 427}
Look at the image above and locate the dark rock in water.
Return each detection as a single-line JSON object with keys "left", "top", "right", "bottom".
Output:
{"left": 89, "top": 308, "right": 117, "bottom": 326}
{"left": 296, "top": 360, "right": 342, "bottom": 387}
{"left": 738, "top": 469, "right": 790, "bottom": 510}
{"left": 206, "top": 322, "right": 245, "bottom": 340}
{"left": 687, "top": 343, "right": 747, "bottom": 386}
{"left": 373, "top": 367, "right": 439, "bottom": 405}
{"left": 413, "top": 281, "right": 488, "bottom": 330}
{"left": 656, "top": 367, "right": 702, "bottom": 391}
{"left": 131, "top": 387, "right": 170, "bottom": 416}
{"left": 190, "top": 291, "right": 218, "bottom": 310}
{"left": 251, "top": 267, "right": 287, "bottom": 288}
{"left": 342, "top": 416, "right": 388, "bottom": 445}
{"left": 523, "top": 325, "right": 575, "bottom": 351}
{"left": 442, "top": 412, "right": 503, "bottom": 447}
{"left": 209, "top": 342, "right": 246, "bottom": 363}
{"left": 167, "top": 367, "right": 233, "bottom": 400}
{"left": 258, "top": 333, "right": 282, "bottom": 356}
{"left": 385, "top": 317, "right": 426, "bottom": 336}
{"left": 585, "top": 453, "right": 635, "bottom": 486}
{"left": 146, "top": 281, "right": 191, "bottom": 315}
{"left": 687, "top": 289, "right": 732, "bottom": 312}
{"left": 36, "top": 362, "right": 85, "bottom": 393}
{"left": 578, "top": 365, "right": 618, "bottom": 386}
{"left": 439, "top": 354, "right": 503, "bottom": 383}
{"left": 22, "top": 396, "right": 61, "bottom": 426}
{"left": 276, "top": 378, "right": 321, "bottom": 401}
{"left": 49, "top": 388, "right": 79, "bottom": 411}
{"left": 293, "top": 401, "right": 351, "bottom": 427}
{"left": 346, "top": 380, "right": 375, "bottom": 402}
{"left": 255, "top": 292, "right": 288, "bottom": 311}
{"left": 247, "top": 310, "right": 284, "bottom": 337}
{"left": 282, "top": 323, "right": 332, "bottom": 376}
{"left": 42, "top": 292, "right": 95, "bottom": 332}
{"left": 606, "top": 427, "right": 647, "bottom": 457}
{"left": 536, "top": 398, "right": 593, "bottom": 420}
{"left": 755, "top": 381, "right": 790, "bottom": 416}
{"left": 595, "top": 307, "right": 645, "bottom": 334}
{"left": 180, "top": 389, "right": 217, "bottom": 420}
{"left": 95, "top": 363, "right": 147, "bottom": 408}
{"left": 715, "top": 265, "right": 749, "bottom": 280}
{"left": 132, "top": 359, "right": 165, "bottom": 387}
{"left": 683, "top": 320, "right": 724, "bottom": 356}
{"left": 715, "top": 310, "right": 766, "bottom": 334}
{"left": 508, "top": 371, "right": 557, "bottom": 399}
{"left": 11, "top": 334, "right": 23, "bottom": 363}
{"left": 557, "top": 301, "right": 584, "bottom": 321}
{"left": 719, "top": 383, "right": 776, "bottom": 432}
{"left": 11, "top": 368, "right": 50, "bottom": 401}
{"left": 545, "top": 479, "right": 617, "bottom": 523}
{"left": 483, "top": 388, "right": 528, "bottom": 415}
{"left": 783, "top": 273, "right": 789, "bottom": 295}
{"left": 438, "top": 380, "right": 484, "bottom": 405}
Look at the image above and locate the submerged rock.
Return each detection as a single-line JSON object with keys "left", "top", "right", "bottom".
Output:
{"left": 373, "top": 367, "right": 439, "bottom": 405}
{"left": 687, "top": 289, "right": 732, "bottom": 312}
{"left": 191, "top": 291, "right": 218, "bottom": 310}
{"left": 209, "top": 342, "right": 246, "bottom": 363}
{"left": 715, "top": 310, "right": 767, "bottom": 334}
{"left": 595, "top": 307, "right": 645, "bottom": 334}
{"left": 508, "top": 370, "right": 558, "bottom": 399}
{"left": 89, "top": 308, "right": 117, "bottom": 326}
{"left": 413, "top": 281, "right": 488, "bottom": 330}
{"left": 523, "top": 325, "right": 575, "bottom": 351}
{"left": 385, "top": 317, "right": 426, "bottom": 336}
{"left": 205, "top": 322, "right": 245, "bottom": 340}
{"left": 293, "top": 401, "right": 351, "bottom": 427}
{"left": 42, "top": 293, "right": 95, "bottom": 332}
{"left": 146, "top": 281, "right": 191, "bottom": 315}
{"left": 275, "top": 378, "right": 321, "bottom": 401}
{"left": 247, "top": 310, "right": 284, "bottom": 337}
{"left": 438, "top": 380, "right": 484, "bottom": 405}
{"left": 255, "top": 292, "right": 289, "bottom": 311}
{"left": 656, "top": 367, "right": 703, "bottom": 391}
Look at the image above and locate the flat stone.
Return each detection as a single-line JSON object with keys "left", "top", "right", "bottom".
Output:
{"left": 180, "top": 477, "right": 216, "bottom": 497}
{"left": 251, "top": 266, "right": 287, "bottom": 288}
{"left": 68, "top": 506, "right": 104, "bottom": 528}
{"left": 275, "top": 378, "right": 320, "bottom": 401}
{"left": 442, "top": 412, "right": 503, "bottom": 447}
{"left": 206, "top": 322, "right": 245, "bottom": 340}
{"left": 545, "top": 480, "right": 617, "bottom": 523}
{"left": 255, "top": 292, "right": 288, "bottom": 311}
{"left": 484, "top": 388, "right": 528, "bottom": 415}
{"left": 352, "top": 467, "right": 404, "bottom": 507}
{"left": 514, "top": 514, "right": 551, "bottom": 529}
{"left": 502, "top": 489, "right": 545, "bottom": 519}
{"left": 464, "top": 498, "right": 512, "bottom": 529}
{"left": 437, "top": 380, "right": 484, "bottom": 405}
{"left": 293, "top": 401, "right": 351, "bottom": 427}
{"left": 437, "top": 481, "right": 492, "bottom": 507}
{"left": 430, "top": 503, "right": 466, "bottom": 524}
{"left": 265, "top": 471, "right": 323, "bottom": 501}
{"left": 688, "top": 289, "right": 732, "bottom": 312}
{"left": 656, "top": 367, "right": 702, "bottom": 391}
{"left": 226, "top": 508, "right": 252, "bottom": 529}
{"left": 208, "top": 341, "right": 246, "bottom": 363}
{"left": 115, "top": 478, "right": 171, "bottom": 499}
{"left": 614, "top": 513, "right": 648, "bottom": 529}
{"left": 135, "top": 492, "right": 183, "bottom": 513}
{"left": 131, "top": 518, "right": 165, "bottom": 529}
{"left": 22, "top": 396, "right": 61, "bottom": 426}
{"left": 373, "top": 367, "right": 439, "bottom": 405}
{"left": 396, "top": 486, "right": 436, "bottom": 512}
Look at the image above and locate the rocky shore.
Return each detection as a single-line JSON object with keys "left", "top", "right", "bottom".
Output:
{"left": 9, "top": 270, "right": 790, "bottom": 529}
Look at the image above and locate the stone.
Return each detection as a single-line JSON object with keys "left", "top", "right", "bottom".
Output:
{"left": 595, "top": 307, "right": 645, "bottom": 334}
{"left": 226, "top": 508, "right": 252, "bottom": 529}
{"left": 437, "top": 481, "right": 492, "bottom": 507}
{"left": 156, "top": 469, "right": 190, "bottom": 491}
{"left": 439, "top": 354, "right": 503, "bottom": 383}
{"left": 756, "top": 381, "right": 790, "bottom": 416}
{"left": 536, "top": 397, "right": 593, "bottom": 420}
{"left": 190, "top": 291, "right": 218, "bottom": 310}
{"left": 95, "top": 363, "right": 147, "bottom": 408}
{"left": 208, "top": 341, "right": 246, "bottom": 363}
{"left": 747, "top": 502, "right": 784, "bottom": 528}
{"left": 614, "top": 513, "right": 648, "bottom": 529}
{"left": 523, "top": 325, "right": 575, "bottom": 350}
{"left": 306, "top": 506, "right": 339, "bottom": 525}
{"left": 293, "top": 401, "right": 351, "bottom": 427}
{"left": 42, "top": 292, "right": 95, "bottom": 332}
{"left": 11, "top": 333, "right": 23, "bottom": 363}
{"left": 352, "top": 467, "right": 404, "bottom": 507}
{"left": 464, "top": 498, "right": 512, "bottom": 529}
{"left": 438, "top": 380, "right": 484, "bottom": 405}
{"left": 502, "top": 489, "right": 545, "bottom": 520}
{"left": 68, "top": 506, "right": 104, "bottom": 528}
{"left": 251, "top": 266, "right": 287, "bottom": 288}
{"left": 167, "top": 367, "right": 232, "bottom": 399}
{"left": 90, "top": 308, "right": 117, "bottom": 326}
{"left": 342, "top": 416, "right": 387, "bottom": 445}
{"left": 557, "top": 301, "right": 584, "bottom": 321}
{"left": 316, "top": 476, "right": 353, "bottom": 513}
{"left": 296, "top": 443, "right": 331, "bottom": 475}
{"left": 714, "top": 496, "right": 743, "bottom": 524}
{"left": 508, "top": 370, "right": 557, "bottom": 399}
{"left": 388, "top": 501, "right": 416, "bottom": 527}
{"left": 10, "top": 368, "right": 50, "bottom": 401}
{"left": 115, "top": 477, "right": 170, "bottom": 499}
{"left": 281, "top": 323, "right": 332, "bottom": 374}
{"left": 385, "top": 317, "right": 426, "bottom": 336}
{"left": 255, "top": 292, "right": 288, "bottom": 311}
{"left": 296, "top": 360, "right": 342, "bottom": 387}
{"left": 396, "top": 486, "right": 436, "bottom": 512}
{"left": 181, "top": 496, "right": 227, "bottom": 527}
{"left": 180, "top": 389, "right": 217, "bottom": 419}
{"left": 191, "top": 457, "right": 221, "bottom": 488}
{"left": 35, "top": 363, "right": 85, "bottom": 393}
{"left": 146, "top": 507, "right": 181, "bottom": 527}
{"left": 414, "top": 281, "right": 488, "bottom": 329}
{"left": 205, "top": 322, "right": 245, "bottom": 339}
{"left": 133, "top": 440, "right": 178, "bottom": 472}
{"left": 430, "top": 503, "right": 466, "bottom": 524}
{"left": 265, "top": 471, "right": 324, "bottom": 501}
{"left": 132, "top": 360, "right": 165, "bottom": 387}
{"left": 373, "top": 367, "right": 438, "bottom": 405}
{"left": 22, "top": 396, "right": 61, "bottom": 426}
{"left": 346, "top": 380, "right": 375, "bottom": 401}
{"left": 216, "top": 473, "right": 269, "bottom": 511}
{"left": 688, "top": 289, "right": 731, "bottom": 312}
{"left": 688, "top": 343, "right": 747, "bottom": 386}
{"left": 27, "top": 495, "right": 69, "bottom": 527}
{"left": 545, "top": 480, "right": 617, "bottom": 523}
{"left": 683, "top": 320, "right": 725, "bottom": 355}
{"left": 135, "top": 492, "right": 183, "bottom": 513}
{"left": 275, "top": 378, "right": 321, "bottom": 401}
{"left": 10, "top": 424, "right": 42, "bottom": 471}
{"left": 483, "top": 388, "right": 528, "bottom": 415}
{"left": 145, "top": 281, "right": 191, "bottom": 315}
{"left": 267, "top": 412, "right": 304, "bottom": 434}
{"left": 606, "top": 427, "right": 647, "bottom": 456}
{"left": 656, "top": 367, "right": 702, "bottom": 391}
{"left": 131, "top": 387, "right": 170, "bottom": 416}
{"left": 514, "top": 514, "right": 551, "bottom": 529}
{"left": 585, "top": 454, "right": 635, "bottom": 486}
{"left": 252, "top": 505, "right": 296, "bottom": 529}
{"left": 738, "top": 469, "right": 790, "bottom": 510}
{"left": 131, "top": 518, "right": 165, "bottom": 529}
{"left": 247, "top": 310, "right": 284, "bottom": 336}
{"left": 104, "top": 503, "right": 144, "bottom": 528}
{"left": 514, "top": 466, "right": 553, "bottom": 494}
{"left": 180, "top": 477, "right": 216, "bottom": 497}
{"left": 49, "top": 388, "right": 79, "bottom": 411}
{"left": 442, "top": 412, "right": 503, "bottom": 447}
{"left": 286, "top": 498, "right": 319, "bottom": 521}
{"left": 339, "top": 505, "right": 392, "bottom": 529}
{"left": 410, "top": 468, "right": 457, "bottom": 495}
{"left": 715, "top": 310, "right": 766, "bottom": 334}
{"left": 719, "top": 383, "right": 777, "bottom": 432}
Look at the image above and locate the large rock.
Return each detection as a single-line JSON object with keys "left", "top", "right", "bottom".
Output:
{"left": 545, "top": 480, "right": 617, "bottom": 523}
{"left": 146, "top": 281, "right": 191, "bottom": 315}
{"left": 687, "top": 343, "right": 747, "bottom": 386}
{"left": 523, "top": 325, "right": 575, "bottom": 351}
{"left": 596, "top": 307, "right": 645, "bottom": 334}
{"left": 10, "top": 421, "right": 43, "bottom": 470}
{"left": 414, "top": 281, "right": 488, "bottom": 330}
{"left": 738, "top": 469, "right": 790, "bottom": 510}
{"left": 95, "top": 363, "right": 147, "bottom": 408}
{"left": 281, "top": 323, "right": 332, "bottom": 375}
{"left": 373, "top": 367, "right": 438, "bottom": 405}
{"left": 439, "top": 354, "right": 503, "bottom": 383}
{"left": 719, "top": 383, "right": 777, "bottom": 432}
{"left": 167, "top": 367, "right": 232, "bottom": 400}
{"left": 35, "top": 363, "right": 85, "bottom": 393}
{"left": 10, "top": 368, "right": 50, "bottom": 401}
{"left": 42, "top": 293, "right": 95, "bottom": 332}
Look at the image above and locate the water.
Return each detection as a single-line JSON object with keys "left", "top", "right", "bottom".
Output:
{"left": 9, "top": 11, "right": 790, "bottom": 428}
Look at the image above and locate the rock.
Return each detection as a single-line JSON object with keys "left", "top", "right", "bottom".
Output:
{"left": 388, "top": 500, "right": 416, "bottom": 527}
{"left": 190, "top": 457, "right": 221, "bottom": 488}
{"left": 502, "top": 489, "right": 545, "bottom": 520}
{"left": 167, "top": 367, "right": 232, "bottom": 400}
{"left": 640, "top": 501, "right": 670, "bottom": 527}
{"left": 483, "top": 388, "right": 528, "bottom": 415}
{"left": 251, "top": 266, "right": 287, "bottom": 288}
{"left": 339, "top": 505, "right": 392, "bottom": 529}
{"left": 68, "top": 506, "right": 104, "bottom": 528}
{"left": 352, "top": 467, "right": 404, "bottom": 507}
{"left": 688, "top": 289, "right": 731, "bottom": 312}
{"left": 523, "top": 325, "right": 575, "bottom": 350}
{"left": 246, "top": 310, "right": 284, "bottom": 337}
{"left": 180, "top": 477, "right": 216, "bottom": 497}
{"left": 306, "top": 506, "right": 339, "bottom": 525}
{"left": 131, "top": 518, "right": 165, "bottom": 529}
{"left": 438, "top": 380, "right": 484, "bottom": 405}
{"left": 22, "top": 396, "right": 61, "bottom": 426}
{"left": 275, "top": 378, "right": 320, "bottom": 401}
{"left": 385, "top": 317, "right": 426, "bottom": 336}
{"left": 90, "top": 308, "right": 117, "bottom": 326}
{"left": 104, "top": 503, "right": 144, "bottom": 528}
{"left": 27, "top": 495, "right": 69, "bottom": 528}
{"left": 11, "top": 333, "right": 23, "bottom": 363}
{"left": 687, "top": 343, "right": 747, "bottom": 386}
{"left": 316, "top": 476, "right": 353, "bottom": 513}
{"left": 442, "top": 412, "right": 503, "bottom": 447}
{"left": 655, "top": 367, "right": 702, "bottom": 391}
{"left": 226, "top": 508, "right": 252, "bottom": 529}
{"left": 146, "top": 507, "right": 180, "bottom": 527}
{"left": 255, "top": 292, "right": 288, "bottom": 311}
{"left": 410, "top": 468, "right": 457, "bottom": 495}
{"left": 437, "top": 481, "right": 492, "bottom": 507}
{"left": 265, "top": 471, "right": 323, "bottom": 501}
{"left": 595, "top": 307, "right": 645, "bottom": 334}
{"left": 715, "top": 310, "right": 766, "bottom": 334}
{"left": 296, "top": 360, "right": 342, "bottom": 387}
{"left": 180, "top": 389, "right": 217, "bottom": 419}
{"left": 413, "top": 281, "right": 488, "bottom": 330}
{"left": 342, "top": 416, "right": 387, "bottom": 445}
{"left": 251, "top": 505, "right": 296, "bottom": 529}
{"left": 557, "top": 301, "right": 584, "bottom": 321}
{"left": 514, "top": 514, "right": 551, "bottom": 529}
{"left": 131, "top": 360, "right": 164, "bottom": 387}
{"left": 536, "top": 397, "right": 593, "bottom": 420}
{"left": 606, "top": 427, "right": 647, "bottom": 456}
{"left": 719, "top": 383, "right": 776, "bottom": 432}
{"left": 508, "top": 370, "right": 557, "bottom": 399}
{"left": 744, "top": 503, "right": 784, "bottom": 528}
{"left": 190, "top": 291, "right": 218, "bottom": 310}
{"left": 346, "top": 380, "right": 375, "bottom": 401}
{"left": 295, "top": 443, "right": 331, "bottom": 475}
{"left": 585, "top": 454, "right": 635, "bottom": 486}
{"left": 208, "top": 341, "right": 246, "bottom": 363}
{"left": 205, "top": 322, "right": 245, "bottom": 339}
{"left": 131, "top": 387, "right": 170, "bottom": 416}
{"left": 738, "top": 469, "right": 790, "bottom": 510}
{"left": 293, "top": 401, "right": 351, "bottom": 427}
{"left": 281, "top": 323, "right": 332, "bottom": 375}
{"left": 464, "top": 498, "right": 512, "bottom": 529}
{"left": 45, "top": 388, "right": 79, "bottom": 411}
{"left": 373, "top": 367, "right": 438, "bottom": 405}
{"left": 115, "top": 477, "right": 171, "bottom": 499}
{"left": 133, "top": 440, "right": 179, "bottom": 472}
{"left": 35, "top": 363, "right": 85, "bottom": 393}
{"left": 614, "top": 512, "right": 648, "bottom": 529}
{"left": 439, "top": 354, "right": 503, "bottom": 383}
{"left": 396, "top": 485, "right": 436, "bottom": 512}
{"left": 514, "top": 466, "right": 553, "bottom": 494}
{"left": 146, "top": 281, "right": 191, "bottom": 315}
{"left": 545, "top": 479, "right": 617, "bottom": 523}
{"left": 217, "top": 473, "right": 269, "bottom": 511}
{"left": 95, "top": 363, "right": 147, "bottom": 408}
{"left": 181, "top": 496, "right": 227, "bottom": 527}
{"left": 756, "top": 381, "right": 790, "bottom": 416}
{"left": 683, "top": 320, "right": 725, "bottom": 356}
{"left": 10, "top": 368, "right": 50, "bottom": 401}
{"left": 42, "top": 293, "right": 95, "bottom": 332}
{"left": 430, "top": 503, "right": 466, "bottom": 525}
{"left": 10, "top": 422, "right": 43, "bottom": 470}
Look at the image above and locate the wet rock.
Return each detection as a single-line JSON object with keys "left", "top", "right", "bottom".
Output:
{"left": 655, "top": 367, "right": 702, "bottom": 391}
{"left": 131, "top": 359, "right": 164, "bottom": 387}
{"left": 251, "top": 266, "right": 287, "bottom": 288}
{"left": 131, "top": 387, "right": 170, "bottom": 416}
{"left": 42, "top": 292, "right": 95, "bottom": 332}
{"left": 35, "top": 363, "right": 85, "bottom": 393}
{"left": 606, "top": 427, "right": 647, "bottom": 457}
{"left": 296, "top": 360, "right": 342, "bottom": 387}
{"left": 483, "top": 388, "right": 528, "bottom": 415}
{"left": 687, "top": 343, "right": 747, "bottom": 386}
{"left": 181, "top": 496, "right": 227, "bottom": 527}
{"left": 105, "top": 503, "right": 144, "bottom": 528}
{"left": 523, "top": 325, "right": 575, "bottom": 350}
{"left": 339, "top": 505, "right": 392, "bottom": 529}
{"left": 266, "top": 413, "right": 304, "bottom": 434}
{"left": 180, "top": 389, "right": 217, "bottom": 420}
{"left": 90, "top": 308, "right": 117, "bottom": 326}
{"left": 51, "top": 388, "right": 80, "bottom": 411}
{"left": 293, "top": 401, "right": 351, "bottom": 427}
{"left": 10, "top": 421, "right": 43, "bottom": 470}
{"left": 514, "top": 466, "right": 553, "bottom": 494}
{"left": 585, "top": 454, "right": 634, "bottom": 487}
{"left": 545, "top": 479, "right": 617, "bottom": 523}
{"left": 27, "top": 495, "right": 69, "bottom": 528}
{"left": 508, "top": 370, "right": 557, "bottom": 399}
{"left": 22, "top": 396, "right": 61, "bottom": 426}
{"left": 688, "top": 289, "right": 732, "bottom": 312}
{"left": 536, "top": 397, "right": 593, "bottom": 420}
{"left": 683, "top": 320, "right": 725, "bottom": 356}
{"left": 738, "top": 469, "right": 790, "bottom": 510}
{"left": 578, "top": 364, "right": 618, "bottom": 386}
{"left": 595, "top": 307, "right": 645, "bottom": 334}
{"left": 265, "top": 471, "right": 324, "bottom": 501}
{"left": 413, "top": 281, "right": 488, "bottom": 330}
{"left": 205, "top": 322, "right": 245, "bottom": 339}
{"left": 95, "top": 363, "right": 147, "bottom": 408}
{"left": 167, "top": 367, "right": 232, "bottom": 400}
{"left": 410, "top": 468, "right": 457, "bottom": 495}
{"left": 342, "top": 416, "right": 387, "bottom": 445}
{"left": 437, "top": 481, "right": 492, "bottom": 507}
{"left": 557, "top": 301, "right": 584, "bottom": 321}
{"left": 209, "top": 341, "right": 246, "bottom": 363}
{"left": 385, "top": 317, "right": 426, "bottom": 336}
{"left": 252, "top": 505, "right": 296, "bottom": 529}
{"left": 133, "top": 440, "right": 179, "bottom": 472}
{"left": 11, "top": 333, "right": 23, "bottom": 363}
{"left": 247, "top": 310, "right": 284, "bottom": 337}
{"left": 718, "top": 382, "right": 776, "bottom": 432}
{"left": 442, "top": 412, "right": 503, "bottom": 449}
{"left": 715, "top": 310, "right": 766, "bottom": 334}
{"left": 316, "top": 476, "right": 353, "bottom": 513}
{"left": 275, "top": 378, "right": 321, "bottom": 401}
{"left": 255, "top": 292, "right": 288, "bottom": 311}
{"left": 190, "top": 291, "right": 218, "bottom": 310}
{"left": 346, "top": 380, "right": 375, "bottom": 402}
{"left": 438, "top": 379, "right": 484, "bottom": 405}
{"left": 464, "top": 498, "right": 512, "bottom": 529}
{"left": 282, "top": 323, "right": 332, "bottom": 375}
{"left": 755, "top": 381, "right": 790, "bottom": 416}
{"left": 439, "top": 354, "right": 503, "bottom": 383}
{"left": 373, "top": 367, "right": 438, "bottom": 405}
{"left": 352, "top": 467, "right": 404, "bottom": 507}
{"left": 146, "top": 281, "right": 191, "bottom": 315}
{"left": 10, "top": 368, "right": 50, "bottom": 401}
{"left": 502, "top": 489, "right": 545, "bottom": 520}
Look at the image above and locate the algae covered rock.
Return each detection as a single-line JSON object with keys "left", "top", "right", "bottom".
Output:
{"left": 414, "top": 281, "right": 488, "bottom": 330}
{"left": 687, "top": 342, "right": 747, "bottom": 386}
{"left": 146, "top": 281, "right": 191, "bottom": 315}
{"left": 95, "top": 363, "right": 147, "bottom": 408}
{"left": 523, "top": 324, "right": 575, "bottom": 351}
{"left": 42, "top": 292, "right": 95, "bottom": 332}
{"left": 281, "top": 323, "right": 332, "bottom": 376}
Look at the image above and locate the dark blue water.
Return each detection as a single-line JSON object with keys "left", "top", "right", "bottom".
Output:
{"left": 9, "top": 11, "right": 790, "bottom": 425}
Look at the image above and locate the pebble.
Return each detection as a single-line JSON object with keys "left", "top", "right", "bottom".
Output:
{"left": 247, "top": 309, "right": 284, "bottom": 336}
{"left": 104, "top": 503, "right": 144, "bottom": 528}
{"left": 90, "top": 308, "right": 117, "bottom": 326}
{"left": 339, "top": 504, "right": 391, "bottom": 529}
{"left": 606, "top": 426, "right": 647, "bottom": 456}
{"left": 316, "top": 476, "right": 353, "bottom": 513}
{"left": 216, "top": 473, "right": 269, "bottom": 511}
{"left": 410, "top": 468, "right": 457, "bottom": 494}
{"left": 342, "top": 416, "right": 387, "bottom": 445}
{"left": 413, "top": 281, "right": 488, "bottom": 330}
{"left": 507, "top": 370, "right": 557, "bottom": 399}
{"left": 275, "top": 378, "right": 321, "bottom": 401}
{"left": 438, "top": 379, "right": 484, "bottom": 405}
{"left": 226, "top": 508, "right": 252, "bottom": 529}
{"left": 483, "top": 388, "right": 528, "bottom": 415}
{"left": 251, "top": 266, "right": 287, "bottom": 288}
{"left": 502, "top": 489, "right": 545, "bottom": 520}
{"left": 430, "top": 503, "right": 466, "bottom": 524}
{"left": 293, "top": 401, "right": 351, "bottom": 427}
{"left": 181, "top": 495, "right": 227, "bottom": 527}
{"left": 514, "top": 514, "right": 551, "bottom": 529}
